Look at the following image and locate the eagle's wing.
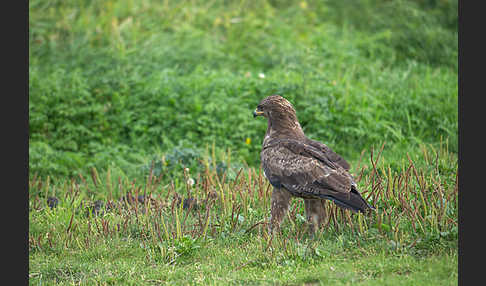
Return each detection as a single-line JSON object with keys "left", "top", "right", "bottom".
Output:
{"left": 261, "top": 138, "right": 373, "bottom": 213}
{"left": 304, "top": 138, "right": 351, "bottom": 171}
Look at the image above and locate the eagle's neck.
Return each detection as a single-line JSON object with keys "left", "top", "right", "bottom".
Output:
{"left": 263, "top": 111, "right": 306, "bottom": 146}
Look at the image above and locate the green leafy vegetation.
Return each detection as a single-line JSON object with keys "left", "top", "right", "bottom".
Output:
{"left": 29, "top": 0, "right": 457, "bottom": 284}
{"left": 29, "top": 0, "right": 457, "bottom": 179}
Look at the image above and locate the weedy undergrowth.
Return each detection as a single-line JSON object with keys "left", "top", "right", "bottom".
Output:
{"left": 29, "top": 141, "right": 457, "bottom": 265}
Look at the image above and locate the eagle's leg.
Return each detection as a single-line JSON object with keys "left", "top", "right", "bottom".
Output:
{"left": 268, "top": 187, "right": 291, "bottom": 235}
{"left": 304, "top": 198, "right": 328, "bottom": 235}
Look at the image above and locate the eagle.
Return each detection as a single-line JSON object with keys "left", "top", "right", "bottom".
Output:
{"left": 253, "top": 95, "right": 375, "bottom": 234}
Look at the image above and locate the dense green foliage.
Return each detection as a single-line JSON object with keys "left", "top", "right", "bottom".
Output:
{"left": 29, "top": 0, "right": 457, "bottom": 179}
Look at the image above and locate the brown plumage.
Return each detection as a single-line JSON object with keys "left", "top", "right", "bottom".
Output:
{"left": 253, "top": 95, "right": 375, "bottom": 234}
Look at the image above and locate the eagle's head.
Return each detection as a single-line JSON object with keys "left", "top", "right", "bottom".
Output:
{"left": 253, "top": 95, "right": 296, "bottom": 119}
{"left": 253, "top": 95, "right": 304, "bottom": 138}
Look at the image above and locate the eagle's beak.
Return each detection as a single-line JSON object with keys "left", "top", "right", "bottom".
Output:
{"left": 253, "top": 109, "right": 264, "bottom": 118}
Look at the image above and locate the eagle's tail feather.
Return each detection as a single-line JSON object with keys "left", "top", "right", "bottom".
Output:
{"left": 319, "top": 188, "right": 375, "bottom": 213}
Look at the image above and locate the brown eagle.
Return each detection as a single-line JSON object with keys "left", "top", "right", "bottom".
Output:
{"left": 253, "top": 95, "right": 375, "bottom": 234}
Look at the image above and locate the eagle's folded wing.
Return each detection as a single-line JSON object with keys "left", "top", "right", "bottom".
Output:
{"left": 304, "top": 138, "right": 351, "bottom": 171}
{"left": 261, "top": 139, "right": 372, "bottom": 213}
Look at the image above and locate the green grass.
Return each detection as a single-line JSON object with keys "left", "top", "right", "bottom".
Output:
{"left": 29, "top": 142, "right": 457, "bottom": 285}
{"left": 29, "top": 0, "right": 458, "bottom": 284}
{"left": 29, "top": 237, "right": 456, "bottom": 285}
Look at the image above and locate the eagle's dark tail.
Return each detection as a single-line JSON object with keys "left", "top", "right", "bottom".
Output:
{"left": 320, "top": 187, "right": 375, "bottom": 214}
